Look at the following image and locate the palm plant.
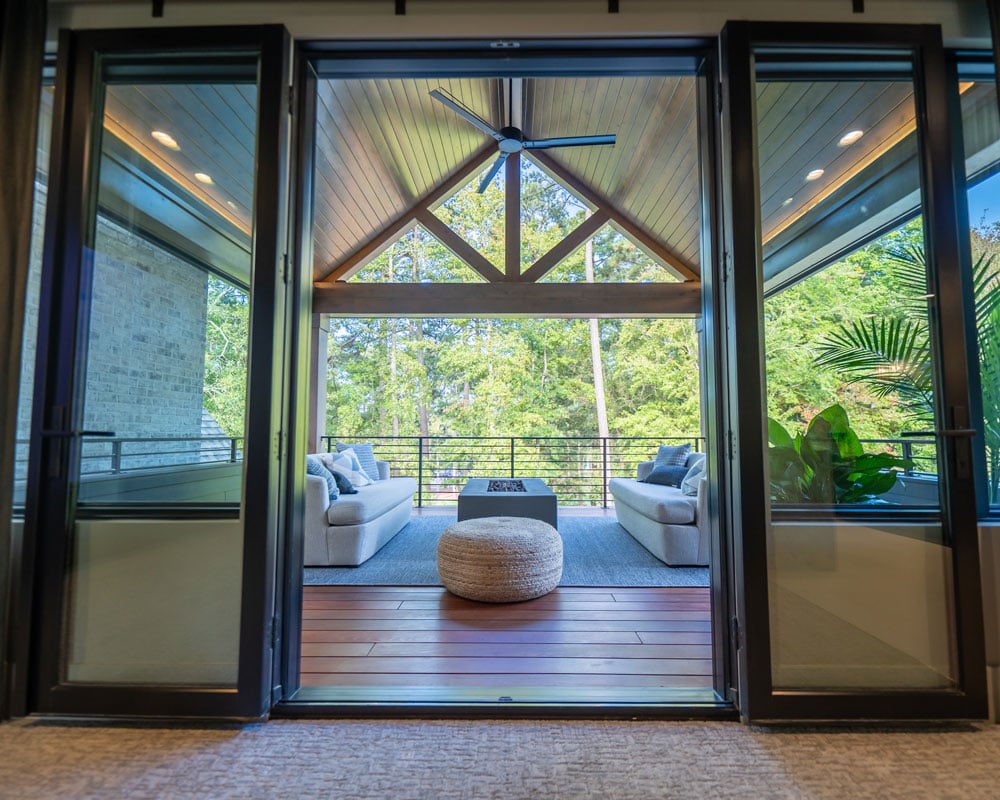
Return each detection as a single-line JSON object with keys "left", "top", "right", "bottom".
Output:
{"left": 815, "top": 244, "right": 1000, "bottom": 502}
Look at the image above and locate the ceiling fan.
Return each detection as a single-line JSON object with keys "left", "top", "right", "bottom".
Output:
{"left": 429, "top": 86, "right": 617, "bottom": 193}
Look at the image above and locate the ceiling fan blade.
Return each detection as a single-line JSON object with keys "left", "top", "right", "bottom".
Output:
{"left": 477, "top": 154, "right": 507, "bottom": 193}
{"left": 524, "top": 134, "right": 617, "bottom": 150}
{"left": 429, "top": 89, "right": 503, "bottom": 141}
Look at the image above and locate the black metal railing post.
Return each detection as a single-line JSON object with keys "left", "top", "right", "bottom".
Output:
{"left": 902, "top": 440, "right": 914, "bottom": 475}
{"left": 510, "top": 437, "right": 515, "bottom": 478}
{"left": 230, "top": 437, "right": 239, "bottom": 463}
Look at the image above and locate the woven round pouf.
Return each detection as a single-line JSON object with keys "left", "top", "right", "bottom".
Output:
{"left": 437, "top": 516, "right": 563, "bottom": 603}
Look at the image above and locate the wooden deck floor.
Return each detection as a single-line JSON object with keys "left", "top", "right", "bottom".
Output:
{"left": 300, "top": 585, "right": 715, "bottom": 703}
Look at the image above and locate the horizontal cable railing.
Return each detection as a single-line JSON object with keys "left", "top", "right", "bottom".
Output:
{"left": 322, "top": 435, "right": 704, "bottom": 508}
{"left": 14, "top": 435, "right": 243, "bottom": 480}
{"left": 11, "top": 432, "right": 939, "bottom": 507}
{"left": 859, "top": 438, "right": 937, "bottom": 476}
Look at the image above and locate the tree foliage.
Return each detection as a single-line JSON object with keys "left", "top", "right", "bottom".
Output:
{"left": 203, "top": 276, "right": 249, "bottom": 439}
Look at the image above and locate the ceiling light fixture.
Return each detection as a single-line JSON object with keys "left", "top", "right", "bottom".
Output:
{"left": 226, "top": 200, "right": 237, "bottom": 209}
{"left": 194, "top": 172, "right": 214, "bottom": 185}
{"left": 151, "top": 130, "right": 180, "bottom": 150}
{"left": 838, "top": 129, "right": 865, "bottom": 146}
{"left": 782, "top": 197, "right": 794, "bottom": 207}
{"left": 806, "top": 169, "right": 825, "bottom": 181}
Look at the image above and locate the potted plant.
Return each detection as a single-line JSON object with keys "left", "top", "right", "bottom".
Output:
{"left": 767, "top": 404, "right": 913, "bottom": 504}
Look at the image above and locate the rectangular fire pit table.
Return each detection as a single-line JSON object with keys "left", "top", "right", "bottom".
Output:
{"left": 457, "top": 478, "right": 558, "bottom": 529}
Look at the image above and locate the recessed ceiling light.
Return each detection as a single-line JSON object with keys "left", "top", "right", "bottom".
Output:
{"left": 226, "top": 200, "right": 237, "bottom": 209}
{"left": 781, "top": 197, "right": 794, "bottom": 207}
{"left": 151, "top": 130, "right": 180, "bottom": 150}
{"left": 806, "top": 169, "right": 825, "bottom": 181}
{"left": 838, "top": 129, "right": 865, "bottom": 146}
{"left": 194, "top": 172, "right": 214, "bottom": 185}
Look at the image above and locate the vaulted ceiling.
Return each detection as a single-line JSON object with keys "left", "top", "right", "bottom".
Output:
{"left": 311, "top": 75, "right": 702, "bottom": 283}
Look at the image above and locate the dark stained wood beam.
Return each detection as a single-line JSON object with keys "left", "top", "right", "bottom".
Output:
{"left": 519, "top": 208, "right": 611, "bottom": 283}
{"left": 505, "top": 152, "right": 521, "bottom": 279}
{"left": 529, "top": 150, "right": 700, "bottom": 282}
{"left": 414, "top": 208, "right": 506, "bottom": 283}
{"left": 319, "top": 143, "right": 494, "bottom": 282}
{"left": 313, "top": 281, "right": 702, "bottom": 318}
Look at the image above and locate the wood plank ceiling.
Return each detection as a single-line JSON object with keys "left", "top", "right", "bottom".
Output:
{"left": 312, "top": 76, "right": 702, "bottom": 283}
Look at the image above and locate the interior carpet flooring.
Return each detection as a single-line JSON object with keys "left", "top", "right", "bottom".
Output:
{"left": 1, "top": 717, "right": 998, "bottom": 799}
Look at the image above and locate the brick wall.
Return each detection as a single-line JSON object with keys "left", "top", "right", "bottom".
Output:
{"left": 16, "top": 207, "right": 211, "bottom": 476}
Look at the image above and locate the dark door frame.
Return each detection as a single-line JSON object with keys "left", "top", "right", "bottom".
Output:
{"left": 717, "top": 20, "right": 988, "bottom": 721}
{"left": 277, "top": 37, "right": 737, "bottom": 715}
{"left": 13, "top": 24, "right": 292, "bottom": 719}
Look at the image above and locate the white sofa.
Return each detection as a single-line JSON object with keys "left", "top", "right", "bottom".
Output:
{"left": 608, "top": 453, "right": 709, "bottom": 566}
{"left": 305, "top": 458, "right": 417, "bottom": 566}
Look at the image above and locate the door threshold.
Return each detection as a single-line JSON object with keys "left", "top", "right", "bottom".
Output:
{"left": 273, "top": 686, "right": 738, "bottom": 719}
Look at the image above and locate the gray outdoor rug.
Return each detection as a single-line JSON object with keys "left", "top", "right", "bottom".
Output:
{"left": 303, "top": 514, "right": 709, "bottom": 587}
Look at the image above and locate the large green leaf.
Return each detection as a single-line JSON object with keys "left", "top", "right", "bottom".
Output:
{"left": 767, "top": 417, "right": 794, "bottom": 448}
{"left": 815, "top": 316, "right": 933, "bottom": 423}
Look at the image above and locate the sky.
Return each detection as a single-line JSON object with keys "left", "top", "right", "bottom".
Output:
{"left": 967, "top": 171, "right": 1000, "bottom": 231}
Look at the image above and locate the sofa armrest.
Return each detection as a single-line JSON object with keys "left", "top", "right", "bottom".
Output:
{"left": 695, "top": 476, "right": 708, "bottom": 524}
{"left": 376, "top": 460, "right": 390, "bottom": 480}
{"left": 637, "top": 460, "right": 655, "bottom": 481}
{"left": 305, "top": 473, "right": 330, "bottom": 515}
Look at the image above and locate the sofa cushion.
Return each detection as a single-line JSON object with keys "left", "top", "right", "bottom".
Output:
{"left": 643, "top": 464, "right": 688, "bottom": 487}
{"left": 681, "top": 454, "right": 707, "bottom": 496}
{"left": 321, "top": 449, "right": 373, "bottom": 488}
{"left": 609, "top": 477, "right": 697, "bottom": 524}
{"left": 336, "top": 441, "right": 381, "bottom": 482}
{"left": 654, "top": 443, "right": 691, "bottom": 467}
{"left": 326, "top": 477, "right": 418, "bottom": 526}
{"left": 306, "top": 455, "right": 339, "bottom": 502}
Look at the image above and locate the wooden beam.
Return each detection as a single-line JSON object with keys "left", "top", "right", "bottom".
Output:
{"left": 313, "top": 281, "right": 702, "bottom": 318}
{"left": 505, "top": 152, "right": 521, "bottom": 279}
{"left": 520, "top": 208, "right": 611, "bottom": 283}
{"left": 414, "top": 208, "right": 506, "bottom": 283}
{"left": 319, "top": 143, "right": 494, "bottom": 282}
{"left": 529, "top": 150, "right": 700, "bottom": 282}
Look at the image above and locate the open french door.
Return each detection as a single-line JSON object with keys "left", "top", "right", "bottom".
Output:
{"left": 15, "top": 25, "right": 292, "bottom": 718}
{"left": 716, "top": 21, "right": 988, "bottom": 720}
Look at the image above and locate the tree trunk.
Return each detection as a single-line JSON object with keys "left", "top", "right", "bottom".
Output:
{"left": 584, "top": 216, "right": 610, "bottom": 439}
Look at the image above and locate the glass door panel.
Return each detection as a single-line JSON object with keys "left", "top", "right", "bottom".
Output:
{"left": 757, "top": 73, "right": 958, "bottom": 690}
{"left": 13, "top": 82, "right": 54, "bottom": 511}
{"left": 718, "top": 20, "right": 986, "bottom": 719}
{"left": 26, "top": 26, "right": 290, "bottom": 717}
{"left": 63, "top": 74, "right": 256, "bottom": 684}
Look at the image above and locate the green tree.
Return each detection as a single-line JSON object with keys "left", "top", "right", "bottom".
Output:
{"left": 203, "top": 276, "right": 249, "bottom": 439}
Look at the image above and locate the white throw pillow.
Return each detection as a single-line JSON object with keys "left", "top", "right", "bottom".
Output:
{"left": 681, "top": 455, "right": 706, "bottom": 496}
{"left": 320, "top": 448, "right": 373, "bottom": 488}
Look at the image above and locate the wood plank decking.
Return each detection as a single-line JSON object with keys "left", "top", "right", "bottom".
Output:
{"left": 300, "top": 585, "right": 714, "bottom": 701}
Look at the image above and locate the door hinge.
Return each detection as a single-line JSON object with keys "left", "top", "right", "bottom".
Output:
{"left": 730, "top": 615, "right": 741, "bottom": 651}
{"left": 727, "top": 430, "right": 735, "bottom": 461}
{"left": 274, "top": 430, "right": 284, "bottom": 461}
{"left": 288, "top": 86, "right": 295, "bottom": 117}
{"left": 716, "top": 80, "right": 723, "bottom": 111}
{"left": 281, "top": 253, "right": 289, "bottom": 284}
